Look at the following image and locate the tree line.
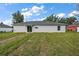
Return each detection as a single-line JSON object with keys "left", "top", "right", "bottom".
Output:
{"left": 44, "top": 14, "right": 77, "bottom": 24}
{"left": 12, "top": 11, "right": 77, "bottom": 25}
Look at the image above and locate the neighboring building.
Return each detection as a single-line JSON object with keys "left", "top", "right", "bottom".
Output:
{"left": 77, "top": 26, "right": 79, "bottom": 32}
{"left": 13, "top": 21, "right": 67, "bottom": 32}
{"left": 67, "top": 25, "right": 77, "bottom": 31}
{"left": 74, "top": 23, "right": 79, "bottom": 32}
{"left": 0, "top": 22, "right": 13, "bottom": 32}
{"left": 66, "top": 22, "right": 79, "bottom": 32}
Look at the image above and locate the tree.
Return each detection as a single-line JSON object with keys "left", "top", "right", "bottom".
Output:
{"left": 59, "top": 17, "right": 67, "bottom": 23}
{"left": 12, "top": 11, "right": 24, "bottom": 24}
{"left": 44, "top": 14, "right": 60, "bottom": 22}
{"left": 66, "top": 16, "right": 77, "bottom": 24}
{"left": 44, "top": 13, "right": 77, "bottom": 24}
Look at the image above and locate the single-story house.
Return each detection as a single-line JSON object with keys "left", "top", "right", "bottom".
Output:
{"left": 0, "top": 22, "right": 13, "bottom": 32}
{"left": 13, "top": 21, "right": 67, "bottom": 32}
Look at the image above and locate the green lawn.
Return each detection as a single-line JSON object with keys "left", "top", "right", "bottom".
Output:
{"left": 0, "top": 32, "right": 79, "bottom": 56}
{"left": 0, "top": 32, "right": 25, "bottom": 40}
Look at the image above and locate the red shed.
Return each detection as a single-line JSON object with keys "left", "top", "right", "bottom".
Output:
{"left": 67, "top": 25, "right": 77, "bottom": 31}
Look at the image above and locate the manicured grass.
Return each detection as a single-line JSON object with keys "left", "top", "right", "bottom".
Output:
{"left": 0, "top": 32, "right": 26, "bottom": 40}
{"left": 0, "top": 32, "right": 79, "bottom": 56}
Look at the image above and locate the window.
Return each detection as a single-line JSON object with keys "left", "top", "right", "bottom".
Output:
{"left": 57, "top": 26, "right": 61, "bottom": 31}
{"left": 35, "top": 27, "right": 38, "bottom": 29}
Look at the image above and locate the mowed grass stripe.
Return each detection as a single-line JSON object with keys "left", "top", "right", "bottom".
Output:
{"left": 0, "top": 33, "right": 27, "bottom": 55}
{"left": 9, "top": 33, "right": 41, "bottom": 56}
{"left": 0, "top": 33, "right": 26, "bottom": 45}
{"left": 8, "top": 33, "right": 34, "bottom": 55}
{"left": 0, "top": 33, "right": 25, "bottom": 40}
{"left": 62, "top": 33, "right": 79, "bottom": 55}
{"left": 0, "top": 32, "right": 14, "bottom": 40}
{"left": 38, "top": 33, "right": 50, "bottom": 56}
{"left": 44, "top": 33, "right": 74, "bottom": 55}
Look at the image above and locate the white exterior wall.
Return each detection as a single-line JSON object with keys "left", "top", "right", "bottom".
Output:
{"left": 13, "top": 26, "right": 27, "bottom": 32}
{"left": 77, "top": 27, "right": 79, "bottom": 32}
{"left": 0, "top": 28, "right": 13, "bottom": 32}
{"left": 32, "top": 26, "right": 66, "bottom": 32}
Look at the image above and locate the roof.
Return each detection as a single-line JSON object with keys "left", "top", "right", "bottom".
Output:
{"left": 13, "top": 21, "right": 67, "bottom": 26}
{"left": 70, "top": 22, "right": 79, "bottom": 27}
{"left": 0, "top": 23, "right": 12, "bottom": 28}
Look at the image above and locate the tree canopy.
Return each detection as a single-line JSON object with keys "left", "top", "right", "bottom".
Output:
{"left": 12, "top": 11, "right": 24, "bottom": 24}
{"left": 44, "top": 14, "right": 77, "bottom": 25}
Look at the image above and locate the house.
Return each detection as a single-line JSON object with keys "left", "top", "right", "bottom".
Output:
{"left": 0, "top": 22, "right": 13, "bottom": 32}
{"left": 13, "top": 21, "right": 67, "bottom": 32}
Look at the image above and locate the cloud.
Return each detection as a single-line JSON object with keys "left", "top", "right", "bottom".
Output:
{"left": 21, "top": 5, "right": 44, "bottom": 18}
{"left": 22, "top": 11, "right": 32, "bottom": 17}
{"left": 22, "top": 8, "right": 28, "bottom": 11}
{"left": 68, "top": 10, "right": 79, "bottom": 17}
{"left": 68, "top": 13, "right": 74, "bottom": 17}
{"left": 40, "top": 17, "right": 46, "bottom": 21}
{"left": 32, "top": 17, "right": 46, "bottom": 21}
{"left": 57, "top": 13, "right": 65, "bottom": 17}
{"left": 31, "top": 5, "right": 44, "bottom": 13}
{"left": 4, "top": 19, "right": 12, "bottom": 26}
{"left": 0, "top": 18, "right": 12, "bottom": 26}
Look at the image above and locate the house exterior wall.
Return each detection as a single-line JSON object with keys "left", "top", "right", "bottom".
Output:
{"left": 77, "top": 27, "right": 79, "bottom": 32}
{"left": 14, "top": 25, "right": 66, "bottom": 32}
{"left": 32, "top": 26, "right": 66, "bottom": 32}
{"left": 13, "top": 26, "right": 27, "bottom": 32}
{"left": 0, "top": 28, "right": 13, "bottom": 32}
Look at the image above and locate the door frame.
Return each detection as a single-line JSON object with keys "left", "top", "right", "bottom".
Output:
{"left": 27, "top": 26, "right": 32, "bottom": 32}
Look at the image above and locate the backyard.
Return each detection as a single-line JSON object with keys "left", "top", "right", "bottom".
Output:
{"left": 0, "top": 32, "right": 79, "bottom": 56}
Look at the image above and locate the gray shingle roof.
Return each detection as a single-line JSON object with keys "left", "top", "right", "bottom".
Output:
{"left": 0, "top": 23, "right": 12, "bottom": 28}
{"left": 13, "top": 21, "right": 67, "bottom": 26}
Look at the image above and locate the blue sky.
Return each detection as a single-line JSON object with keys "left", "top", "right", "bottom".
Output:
{"left": 0, "top": 3, "right": 77, "bottom": 25}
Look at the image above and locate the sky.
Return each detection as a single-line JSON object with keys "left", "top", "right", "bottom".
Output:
{"left": 0, "top": 3, "right": 77, "bottom": 25}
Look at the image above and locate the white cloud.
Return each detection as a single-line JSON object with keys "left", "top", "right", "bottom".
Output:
{"left": 4, "top": 19, "right": 12, "bottom": 26}
{"left": 57, "top": 13, "right": 65, "bottom": 17}
{"left": 0, "top": 18, "right": 12, "bottom": 26}
{"left": 31, "top": 5, "right": 44, "bottom": 13}
{"left": 32, "top": 17, "right": 46, "bottom": 21}
{"left": 22, "top": 11, "right": 32, "bottom": 17}
{"left": 68, "top": 10, "right": 79, "bottom": 17}
{"left": 22, "top": 8, "right": 28, "bottom": 11}
{"left": 72, "top": 10, "right": 79, "bottom": 15}
{"left": 68, "top": 13, "right": 74, "bottom": 17}
{"left": 21, "top": 5, "right": 44, "bottom": 18}
{"left": 40, "top": 17, "right": 46, "bottom": 21}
